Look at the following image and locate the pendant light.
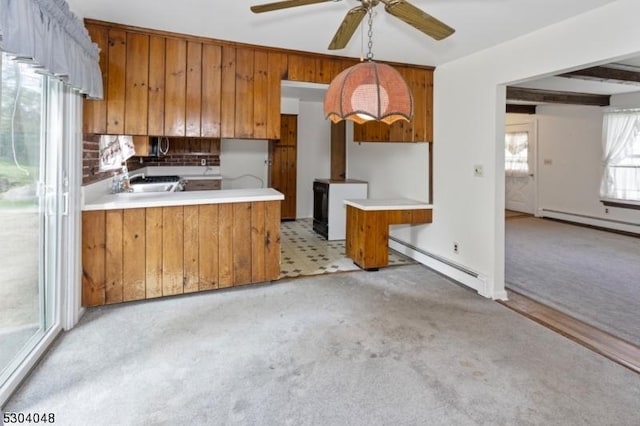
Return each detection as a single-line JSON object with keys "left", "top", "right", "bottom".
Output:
{"left": 323, "top": 7, "right": 413, "bottom": 124}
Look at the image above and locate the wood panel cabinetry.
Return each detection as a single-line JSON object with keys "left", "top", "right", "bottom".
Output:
{"left": 82, "top": 20, "right": 433, "bottom": 143}
{"left": 82, "top": 200, "right": 281, "bottom": 307}
{"left": 270, "top": 114, "right": 297, "bottom": 220}
{"left": 83, "top": 21, "right": 283, "bottom": 140}
{"left": 353, "top": 67, "right": 433, "bottom": 142}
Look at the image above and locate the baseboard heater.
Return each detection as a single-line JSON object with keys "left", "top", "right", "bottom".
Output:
{"left": 389, "top": 236, "right": 479, "bottom": 278}
{"left": 540, "top": 208, "right": 640, "bottom": 233}
{"left": 388, "top": 237, "right": 503, "bottom": 300}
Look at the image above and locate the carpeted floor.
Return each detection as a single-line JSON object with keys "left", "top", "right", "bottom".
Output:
{"left": 506, "top": 217, "right": 640, "bottom": 346}
{"left": 5, "top": 264, "right": 640, "bottom": 425}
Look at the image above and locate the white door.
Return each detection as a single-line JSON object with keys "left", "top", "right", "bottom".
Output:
{"left": 505, "top": 122, "right": 537, "bottom": 214}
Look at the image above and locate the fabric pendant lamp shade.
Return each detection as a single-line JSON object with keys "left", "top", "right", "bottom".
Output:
{"left": 324, "top": 61, "right": 413, "bottom": 124}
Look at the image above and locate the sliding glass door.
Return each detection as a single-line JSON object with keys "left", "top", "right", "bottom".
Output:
{"left": 0, "top": 53, "right": 62, "bottom": 396}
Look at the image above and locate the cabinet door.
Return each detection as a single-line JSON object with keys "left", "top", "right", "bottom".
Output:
{"left": 148, "top": 36, "right": 166, "bottom": 136}
{"left": 279, "top": 114, "right": 297, "bottom": 147}
{"left": 186, "top": 41, "right": 202, "bottom": 137}
{"left": 201, "top": 43, "right": 222, "bottom": 138}
{"left": 106, "top": 29, "right": 127, "bottom": 134}
{"left": 287, "top": 54, "right": 315, "bottom": 82}
{"left": 235, "top": 47, "right": 255, "bottom": 138}
{"left": 164, "top": 38, "right": 187, "bottom": 136}
{"left": 253, "top": 50, "right": 268, "bottom": 139}
{"left": 83, "top": 24, "right": 108, "bottom": 134}
{"left": 271, "top": 146, "right": 296, "bottom": 220}
{"left": 124, "top": 32, "right": 149, "bottom": 135}
{"left": 220, "top": 46, "right": 236, "bottom": 138}
{"left": 266, "top": 52, "right": 287, "bottom": 140}
{"left": 283, "top": 146, "right": 297, "bottom": 220}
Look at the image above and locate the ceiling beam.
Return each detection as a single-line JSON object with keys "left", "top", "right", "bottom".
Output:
{"left": 560, "top": 66, "right": 640, "bottom": 85}
{"left": 506, "top": 87, "right": 610, "bottom": 106}
{"left": 506, "top": 104, "right": 536, "bottom": 114}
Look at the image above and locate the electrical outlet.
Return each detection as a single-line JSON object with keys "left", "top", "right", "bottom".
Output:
{"left": 605, "top": 208, "right": 609, "bottom": 214}
{"left": 453, "top": 242, "right": 459, "bottom": 254}
{"left": 200, "top": 159, "right": 206, "bottom": 166}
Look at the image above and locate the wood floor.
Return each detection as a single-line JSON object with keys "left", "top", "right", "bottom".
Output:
{"left": 500, "top": 290, "right": 640, "bottom": 374}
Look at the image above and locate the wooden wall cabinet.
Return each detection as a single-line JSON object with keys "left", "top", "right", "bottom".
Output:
{"left": 83, "top": 21, "right": 284, "bottom": 140}
{"left": 83, "top": 20, "right": 433, "bottom": 144}
{"left": 353, "top": 67, "right": 434, "bottom": 143}
{"left": 82, "top": 200, "right": 281, "bottom": 307}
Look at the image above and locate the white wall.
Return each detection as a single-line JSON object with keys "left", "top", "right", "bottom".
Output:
{"left": 346, "top": 142, "right": 429, "bottom": 201}
{"left": 296, "top": 101, "right": 331, "bottom": 218}
{"left": 506, "top": 106, "right": 640, "bottom": 233}
{"left": 428, "top": 0, "right": 640, "bottom": 298}
{"left": 219, "top": 139, "right": 268, "bottom": 189}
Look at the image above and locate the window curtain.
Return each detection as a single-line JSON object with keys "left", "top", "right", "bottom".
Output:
{"left": 0, "top": 0, "right": 103, "bottom": 99}
{"left": 505, "top": 131, "right": 530, "bottom": 177}
{"left": 600, "top": 110, "right": 640, "bottom": 201}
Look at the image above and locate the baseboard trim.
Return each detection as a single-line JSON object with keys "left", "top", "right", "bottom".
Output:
{"left": 539, "top": 208, "right": 640, "bottom": 235}
{"left": 388, "top": 237, "right": 505, "bottom": 300}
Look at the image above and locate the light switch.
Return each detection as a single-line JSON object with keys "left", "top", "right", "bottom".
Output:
{"left": 474, "top": 164, "right": 483, "bottom": 177}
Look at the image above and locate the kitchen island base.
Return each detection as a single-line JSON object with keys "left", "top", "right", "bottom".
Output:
{"left": 345, "top": 199, "right": 433, "bottom": 270}
{"left": 82, "top": 200, "right": 281, "bottom": 307}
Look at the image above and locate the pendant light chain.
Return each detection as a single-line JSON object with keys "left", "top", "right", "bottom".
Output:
{"left": 366, "top": 7, "right": 374, "bottom": 61}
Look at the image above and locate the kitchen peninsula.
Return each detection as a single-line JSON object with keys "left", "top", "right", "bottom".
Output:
{"left": 82, "top": 186, "right": 283, "bottom": 307}
{"left": 345, "top": 198, "right": 433, "bottom": 271}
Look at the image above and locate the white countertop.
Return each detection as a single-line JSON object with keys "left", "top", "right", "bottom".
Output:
{"left": 344, "top": 198, "right": 433, "bottom": 211}
{"left": 84, "top": 188, "right": 284, "bottom": 211}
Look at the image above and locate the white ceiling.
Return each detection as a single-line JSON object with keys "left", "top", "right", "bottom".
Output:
{"left": 67, "top": 0, "right": 640, "bottom": 102}
{"left": 66, "top": 0, "right": 618, "bottom": 67}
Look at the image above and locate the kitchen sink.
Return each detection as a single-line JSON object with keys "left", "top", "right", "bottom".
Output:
{"left": 123, "top": 182, "right": 178, "bottom": 193}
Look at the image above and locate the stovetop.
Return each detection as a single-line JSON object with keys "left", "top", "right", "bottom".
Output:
{"left": 130, "top": 175, "right": 181, "bottom": 184}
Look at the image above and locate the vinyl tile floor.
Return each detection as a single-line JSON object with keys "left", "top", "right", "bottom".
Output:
{"left": 279, "top": 218, "right": 414, "bottom": 279}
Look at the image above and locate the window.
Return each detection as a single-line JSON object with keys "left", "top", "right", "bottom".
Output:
{"left": 600, "top": 110, "right": 640, "bottom": 203}
{"left": 505, "top": 131, "right": 530, "bottom": 176}
{"left": 0, "top": 52, "right": 64, "bottom": 404}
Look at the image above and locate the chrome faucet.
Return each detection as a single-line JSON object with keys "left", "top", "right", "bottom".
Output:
{"left": 112, "top": 171, "right": 145, "bottom": 193}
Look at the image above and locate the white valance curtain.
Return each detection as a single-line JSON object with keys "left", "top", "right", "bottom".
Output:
{"left": 0, "top": 0, "right": 103, "bottom": 98}
{"left": 600, "top": 110, "right": 640, "bottom": 201}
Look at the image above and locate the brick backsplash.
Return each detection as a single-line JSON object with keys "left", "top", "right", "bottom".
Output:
{"left": 82, "top": 134, "right": 220, "bottom": 185}
{"left": 83, "top": 134, "right": 117, "bottom": 185}
{"left": 82, "top": 134, "right": 221, "bottom": 185}
{"left": 126, "top": 154, "right": 220, "bottom": 172}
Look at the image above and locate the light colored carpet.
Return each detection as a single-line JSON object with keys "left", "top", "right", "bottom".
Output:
{"left": 5, "top": 264, "right": 640, "bottom": 425}
{"left": 506, "top": 217, "right": 640, "bottom": 346}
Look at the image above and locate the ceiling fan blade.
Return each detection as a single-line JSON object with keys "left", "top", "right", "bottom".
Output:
{"left": 382, "top": 0, "right": 455, "bottom": 41}
{"left": 328, "top": 6, "right": 367, "bottom": 50}
{"left": 251, "top": 0, "right": 334, "bottom": 14}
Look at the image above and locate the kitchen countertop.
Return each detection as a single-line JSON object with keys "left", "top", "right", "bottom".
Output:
{"left": 314, "top": 178, "right": 368, "bottom": 184}
{"left": 344, "top": 198, "right": 433, "bottom": 211}
{"left": 84, "top": 188, "right": 284, "bottom": 211}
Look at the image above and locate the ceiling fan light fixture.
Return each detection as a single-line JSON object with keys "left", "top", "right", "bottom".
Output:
{"left": 324, "top": 60, "right": 413, "bottom": 124}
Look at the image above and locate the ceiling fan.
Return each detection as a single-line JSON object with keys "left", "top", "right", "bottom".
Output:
{"left": 250, "top": 0, "right": 455, "bottom": 50}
